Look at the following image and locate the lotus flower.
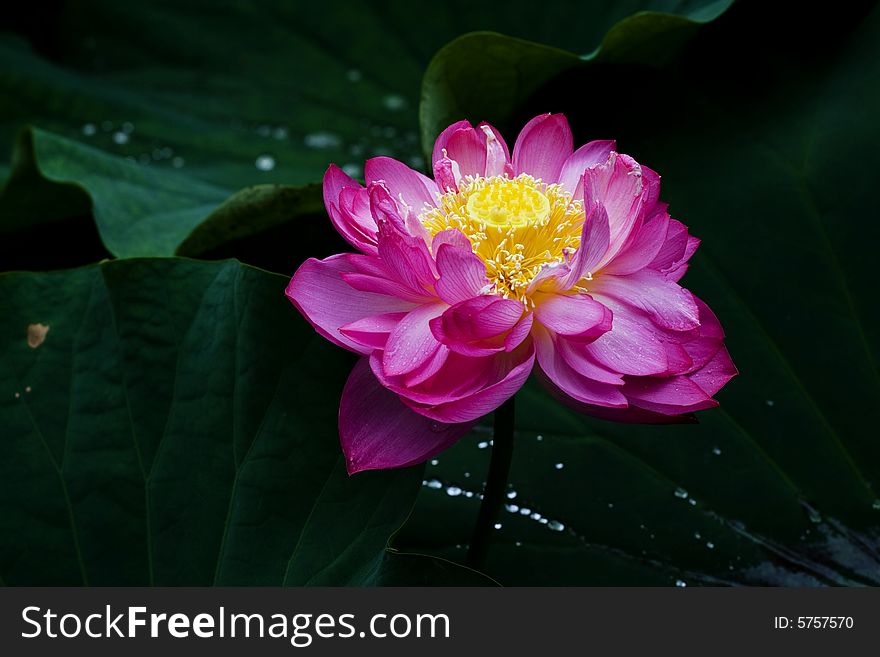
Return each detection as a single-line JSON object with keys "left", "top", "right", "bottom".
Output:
{"left": 287, "top": 114, "right": 736, "bottom": 474}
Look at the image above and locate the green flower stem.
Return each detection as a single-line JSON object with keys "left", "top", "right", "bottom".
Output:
{"left": 467, "top": 395, "right": 516, "bottom": 569}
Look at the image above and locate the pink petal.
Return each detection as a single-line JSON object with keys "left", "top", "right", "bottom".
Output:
{"left": 371, "top": 350, "right": 492, "bottom": 406}
{"left": 512, "top": 113, "right": 573, "bottom": 182}
{"left": 341, "top": 271, "right": 431, "bottom": 303}
{"left": 534, "top": 327, "right": 627, "bottom": 407}
{"left": 382, "top": 302, "right": 447, "bottom": 376}
{"left": 339, "top": 312, "right": 407, "bottom": 351}
{"left": 556, "top": 197, "right": 610, "bottom": 290}
{"left": 433, "top": 154, "right": 462, "bottom": 192}
{"left": 680, "top": 296, "right": 726, "bottom": 372}
{"left": 431, "top": 120, "right": 512, "bottom": 179}
{"left": 434, "top": 242, "right": 490, "bottom": 304}
{"left": 432, "top": 120, "right": 474, "bottom": 169}
{"left": 323, "top": 164, "right": 378, "bottom": 254}
{"left": 689, "top": 345, "right": 737, "bottom": 397}
{"left": 286, "top": 255, "right": 415, "bottom": 355}
{"left": 533, "top": 292, "right": 612, "bottom": 342}
{"left": 478, "top": 122, "right": 512, "bottom": 177}
{"left": 664, "top": 341, "right": 694, "bottom": 376}
{"left": 374, "top": 202, "right": 438, "bottom": 296}
{"left": 442, "top": 127, "right": 486, "bottom": 178}
{"left": 556, "top": 338, "right": 624, "bottom": 385}
{"left": 667, "top": 236, "right": 701, "bottom": 282}
{"left": 504, "top": 312, "right": 534, "bottom": 351}
{"left": 623, "top": 376, "right": 717, "bottom": 415}
{"left": 584, "top": 152, "right": 646, "bottom": 267}
{"left": 649, "top": 217, "right": 700, "bottom": 280}
{"left": 547, "top": 389, "right": 697, "bottom": 424}
{"left": 432, "top": 228, "right": 472, "bottom": 252}
{"left": 403, "top": 343, "right": 536, "bottom": 423}
{"left": 591, "top": 269, "right": 700, "bottom": 331}
{"left": 430, "top": 295, "right": 524, "bottom": 356}
{"left": 602, "top": 209, "right": 669, "bottom": 276}
{"left": 558, "top": 139, "right": 615, "bottom": 194}
{"left": 339, "top": 358, "right": 475, "bottom": 474}
{"left": 585, "top": 302, "right": 668, "bottom": 376}
{"left": 365, "top": 156, "right": 438, "bottom": 212}
{"left": 404, "top": 344, "right": 450, "bottom": 387}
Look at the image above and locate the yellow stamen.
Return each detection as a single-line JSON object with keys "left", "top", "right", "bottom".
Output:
{"left": 419, "top": 174, "right": 585, "bottom": 303}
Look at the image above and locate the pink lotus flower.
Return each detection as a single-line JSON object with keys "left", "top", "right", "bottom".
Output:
{"left": 287, "top": 114, "right": 736, "bottom": 474}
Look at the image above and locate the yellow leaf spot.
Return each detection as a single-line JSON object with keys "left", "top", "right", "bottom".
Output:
{"left": 27, "top": 323, "right": 49, "bottom": 349}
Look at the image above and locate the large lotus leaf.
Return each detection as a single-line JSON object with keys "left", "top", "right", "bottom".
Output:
{"left": 0, "top": 257, "right": 486, "bottom": 585}
{"left": 0, "top": 0, "right": 731, "bottom": 260}
{"left": 397, "top": 2, "right": 880, "bottom": 585}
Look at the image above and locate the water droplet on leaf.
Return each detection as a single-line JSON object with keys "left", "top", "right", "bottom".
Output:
{"left": 255, "top": 154, "right": 275, "bottom": 171}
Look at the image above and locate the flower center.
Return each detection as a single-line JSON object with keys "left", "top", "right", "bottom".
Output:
{"left": 419, "top": 174, "right": 585, "bottom": 303}
{"left": 465, "top": 177, "right": 551, "bottom": 228}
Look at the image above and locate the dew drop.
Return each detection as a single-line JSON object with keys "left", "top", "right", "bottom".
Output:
{"left": 519, "top": 507, "right": 531, "bottom": 516}
{"left": 674, "top": 487, "right": 689, "bottom": 499}
{"left": 494, "top": 523, "right": 502, "bottom": 530}
{"left": 429, "top": 459, "right": 439, "bottom": 466}
{"left": 706, "top": 541, "right": 715, "bottom": 549}
{"left": 766, "top": 399, "right": 775, "bottom": 407}
{"left": 14, "top": 392, "right": 20, "bottom": 399}
{"left": 425, "top": 478, "right": 442, "bottom": 490}
{"left": 515, "top": 541, "right": 522, "bottom": 547}
{"left": 464, "top": 472, "right": 471, "bottom": 478}
{"left": 607, "top": 502, "right": 614, "bottom": 509}
{"left": 505, "top": 504, "right": 519, "bottom": 513}
{"left": 382, "top": 94, "right": 407, "bottom": 111}
{"left": 112, "top": 131, "right": 129, "bottom": 145}
{"left": 675, "top": 580, "right": 687, "bottom": 588}
{"left": 446, "top": 486, "right": 462, "bottom": 497}
{"left": 808, "top": 508, "right": 822, "bottom": 524}
{"left": 25, "top": 386, "right": 32, "bottom": 393}
{"left": 304, "top": 131, "right": 342, "bottom": 149}
{"left": 688, "top": 498, "right": 697, "bottom": 506}
{"left": 547, "top": 520, "right": 565, "bottom": 532}
{"left": 506, "top": 490, "right": 517, "bottom": 499}
{"left": 477, "top": 441, "right": 490, "bottom": 449}
{"left": 530, "top": 512, "right": 542, "bottom": 521}
{"left": 255, "top": 154, "right": 276, "bottom": 171}
{"left": 694, "top": 531, "right": 701, "bottom": 540}
{"left": 464, "top": 491, "right": 474, "bottom": 498}
{"left": 536, "top": 434, "right": 544, "bottom": 442}
{"left": 82, "top": 123, "right": 97, "bottom": 136}
{"left": 712, "top": 446, "right": 722, "bottom": 456}
{"left": 554, "top": 462, "right": 564, "bottom": 470}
